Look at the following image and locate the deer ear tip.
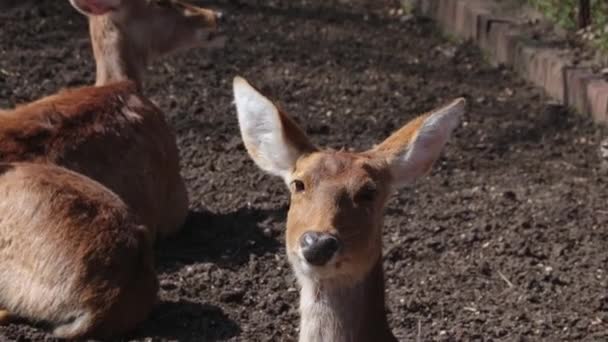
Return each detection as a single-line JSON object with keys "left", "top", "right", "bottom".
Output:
{"left": 447, "top": 97, "right": 466, "bottom": 116}
{"left": 428, "top": 97, "right": 466, "bottom": 130}
{"left": 233, "top": 76, "right": 260, "bottom": 99}
{"left": 233, "top": 77, "right": 252, "bottom": 98}
{"left": 233, "top": 76, "right": 247, "bottom": 86}
{"left": 454, "top": 97, "right": 467, "bottom": 106}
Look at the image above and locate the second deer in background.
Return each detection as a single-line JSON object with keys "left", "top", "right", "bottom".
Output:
{"left": 0, "top": 162, "right": 159, "bottom": 339}
{"left": 71, "top": 0, "right": 225, "bottom": 89}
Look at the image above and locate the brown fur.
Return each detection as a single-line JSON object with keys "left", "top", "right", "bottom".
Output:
{"left": 0, "top": 82, "right": 188, "bottom": 239}
{"left": 0, "top": 162, "right": 157, "bottom": 339}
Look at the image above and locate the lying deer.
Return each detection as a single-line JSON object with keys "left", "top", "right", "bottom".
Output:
{"left": 70, "top": 0, "right": 225, "bottom": 89}
{"left": 233, "top": 77, "right": 464, "bottom": 342}
{"left": 0, "top": 1, "right": 224, "bottom": 337}
{"left": 0, "top": 0, "right": 224, "bottom": 239}
{"left": 0, "top": 162, "right": 158, "bottom": 339}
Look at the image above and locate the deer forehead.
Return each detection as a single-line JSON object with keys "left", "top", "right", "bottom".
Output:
{"left": 292, "top": 151, "right": 388, "bottom": 191}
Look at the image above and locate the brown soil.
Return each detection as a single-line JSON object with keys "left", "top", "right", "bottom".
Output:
{"left": 1, "top": 0, "right": 608, "bottom": 341}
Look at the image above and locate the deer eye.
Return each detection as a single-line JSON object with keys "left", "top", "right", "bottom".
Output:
{"left": 355, "top": 183, "right": 377, "bottom": 203}
{"left": 290, "top": 180, "right": 305, "bottom": 193}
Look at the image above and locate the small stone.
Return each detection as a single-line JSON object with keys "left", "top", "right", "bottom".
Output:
{"left": 262, "top": 227, "right": 273, "bottom": 237}
{"left": 400, "top": 14, "right": 414, "bottom": 22}
{"left": 503, "top": 190, "right": 517, "bottom": 201}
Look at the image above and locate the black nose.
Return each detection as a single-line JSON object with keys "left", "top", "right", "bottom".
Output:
{"left": 300, "top": 232, "right": 340, "bottom": 266}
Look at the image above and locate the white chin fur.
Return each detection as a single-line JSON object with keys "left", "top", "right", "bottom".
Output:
{"left": 290, "top": 249, "right": 339, "bottom": 281}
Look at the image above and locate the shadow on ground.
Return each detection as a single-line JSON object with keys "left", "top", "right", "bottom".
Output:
{"left": 130, "top": 300, "right": 240, "bottom": 341}
{"left": 155, "top": 207, "right": 286, "bottom": 273}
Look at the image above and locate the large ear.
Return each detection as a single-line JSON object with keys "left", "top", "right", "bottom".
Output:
{"left": 69, "top": 0, "right": 121, "bottom": 16}
{"left": 233, "top": 76, "right": 317, "bottom": 182}
{"left": 371, "top": 98, "right": 465, "bottom": 186}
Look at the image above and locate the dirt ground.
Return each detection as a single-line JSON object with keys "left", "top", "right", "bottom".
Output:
{"left": 1, "top": 0, "right": 608, "bottom": 341}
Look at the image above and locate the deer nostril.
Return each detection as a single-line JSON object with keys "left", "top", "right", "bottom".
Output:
{"left": 300, "top": 232, "right": 340, "bottom": 266}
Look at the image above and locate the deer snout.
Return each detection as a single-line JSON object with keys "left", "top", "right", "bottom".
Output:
{"left": 300, "top": 232, "right": 341, "bottom": 266}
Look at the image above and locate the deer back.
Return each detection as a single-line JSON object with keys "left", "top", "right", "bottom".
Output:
{"left": 0, "top": 81, "right": 188, "bottom": 239}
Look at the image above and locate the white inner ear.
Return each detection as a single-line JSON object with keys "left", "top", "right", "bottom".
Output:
{"left": 234, "top": 78, "right": 300, "bottom": 182}
{"left": 392, "top": 99, "right": 463, "bottom": 186}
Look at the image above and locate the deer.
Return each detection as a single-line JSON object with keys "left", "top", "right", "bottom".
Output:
{"left": 0, "top": 162, "right": 158, "bottom": 339}
{"left": 70, "top": 0, "right": 225, "bottom": 89}
{"left": 233, "top": 76, "right": 465, "bottom": 342}
{"left": 0, "top": 0, "right": 225, "bottom": 240}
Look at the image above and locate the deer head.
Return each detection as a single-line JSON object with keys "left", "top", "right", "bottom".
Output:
{"left": 234, "top": 76, "right": 463, "bottom": 285}
{"left": 70, "top": 0, "right": 225, "bottom": 87}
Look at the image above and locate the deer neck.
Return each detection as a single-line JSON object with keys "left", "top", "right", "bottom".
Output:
{"left": 89, "top": 16, "right": 147, "bottom": 90}
{"left": 297, "top": 258, "right": 396, "bottom": 342}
